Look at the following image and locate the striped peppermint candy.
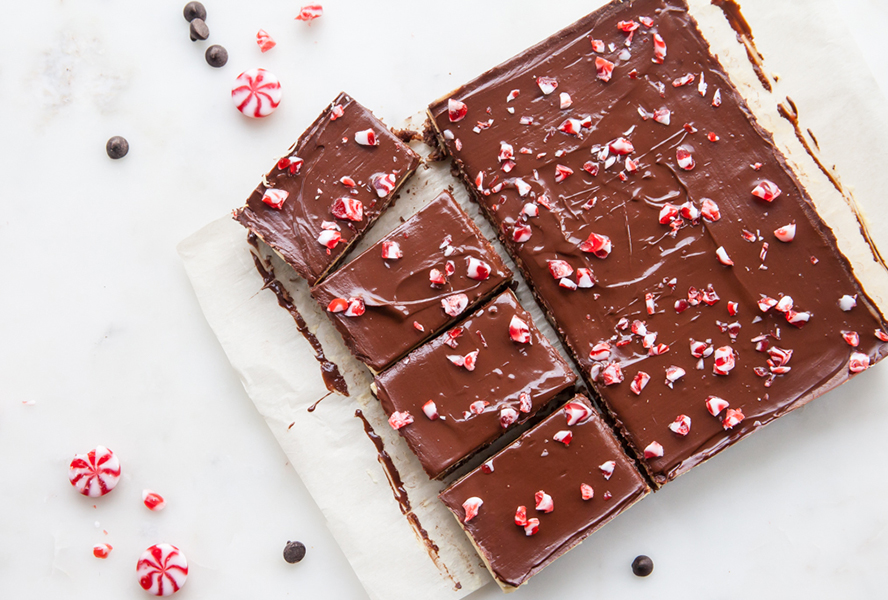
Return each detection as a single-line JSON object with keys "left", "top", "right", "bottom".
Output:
{"left": 68, "top": 445, "right": 121, "bottom": 497}
{"left": 136, "top": 543, "right": 188, "bottom": 596}
{"left": 231, "top": 68, "right": 282, "bottom": 118}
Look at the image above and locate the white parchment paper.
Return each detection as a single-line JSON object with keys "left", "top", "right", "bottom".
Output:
{"left": 178, "top": 1, "right": 888, "bottom": 598}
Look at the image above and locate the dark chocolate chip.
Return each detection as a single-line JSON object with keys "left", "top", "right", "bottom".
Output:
{"left": 631, "top": 555, "right": 654, "bottom": 577}
{"left": 189, "top": 18, "right": 209, "bottom": 41}
{"left": 283, "top": 541, "right": 306, "bottom": 564}
{"left": 205, "top": 45, "right": 228, "bottom": 68}
{"left": 183, "top": 2, "right": 207, "bottom": 22}
{"left": 105, "top": 136, "right": 129, "bottom": 159}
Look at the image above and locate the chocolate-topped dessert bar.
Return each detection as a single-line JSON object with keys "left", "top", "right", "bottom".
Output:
{"left": 311, "top": 190, "right": 512, "bottom": 372}
{"left": 235, "top": 92, "right": 420, "bottom": 285}
{"left": 372, "top": 289, "right": 577, "bottom": 479}
{"left": 439, "top": 394, "right": 648, "bottom": 590}
{"left": 428, "top": 0, "right": 888, "bottom": 486}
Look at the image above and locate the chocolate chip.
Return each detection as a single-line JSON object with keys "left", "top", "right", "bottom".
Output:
{"left": 189, "top": 18, "right": 209, "bottom": 41}
{"left": 183, "top": 2, "right": 207, "bottom": 22}
{"left": 283, "top": 541, "right": 306, "bottom": 564}
{"left": 631, "top": 555, "right": 654, "bottom": 577}
{"left": 105, "top": 136, "right": 129, "bottom": 159}
{"left": 205, "top": 45, "right": 228, "bottom": 68}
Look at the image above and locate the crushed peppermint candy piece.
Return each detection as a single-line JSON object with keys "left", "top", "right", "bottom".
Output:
{"left": 713, "top": 346, "right": 736, "bottom": 375}
{"left": 535, "top": 490, "right": 554, "bottom": 513}
{"left": 589, "top": 341, "right": 611, "bottom": 362}
{"left": 591, "top": 39, "right": 605, "bottom": 53}
{"left": 665, "top": 365, "right": 686, "bottom": 385}
{"left": 547, "top": 259, "right": 574, "bottom": 279}
{"left": 842, "top": 331, "right": 860, "bottom": 347}
{"left": 481, "top": 460, "right": 494, "bottom": 473}
{"left": 576, "top": 268, "right": 596, "bottom": 288}
{"left": 653, "top": 107, "right": 670, "bottom": 125}
{"left": 509, "top": 315, "right": 531, "bottom": 344}
{"left": 500, "top": 406, "right": 519, "bottom": 428}
{"left": 429, "top": 268, "right": 446, "bottom": 286}
{"left": 564, "top": 401, "right": 593, "bottom": 425}
{"left": 536, "top": 76, "right": 558, "bottom": 95}
{"left": 448, "top": 350, "right": 479, "bottom": 371}
{"left": 876, "top": 330, "right": 888, "bottom": 342}
{"left": 515, "top": 505, "right": 528, "bottom": 526}
{"left": 327, "top": 298, "right": 348, "bottom": 313}
{"left": 553, "top": 430, "right": 573, "bottom": 446}
{"left": 554, "top": 164, "right": 574, "bottom": 183}
{"left": 721, "top": 408, "right": 744, "bottom": 430}
{"left": 354, "top": 129, "right": 378, "bottom": 146}
{"left": 713, "top": 88, "right": 722, "bottom": 106}
{"left": 849, "top": 352, "right": 870, "bottom": 373}
{"left": 609, "top": 137, "right": 635, "bottom": 155}
{"left": 448, "top": 99, "right": 467, "bottom": 122}
{"left": 388, "top": 411, "right": 414, "bottom": 430}
{"left": 93, "top": 543, "right": 113, "bottom": 559}
{"left": 142, "top": 490, "right": 167, "bottom": 511}
{"left": 512, "top": 223, "right": 532, "bottom": 243}
{"left": 701, "top": 198, "right": 721, "bottom": 221}
{"left": 462, "top": 497, "right": 483, "bottom": 522}
{"left": 331, "top": 197, "right": 363, "bottom": 221}
{"left": 668, "top": 415, "right": 691, "bottom": 436}
{"left": 442, "top": 294, "right": 469, "bottom": 317}
{"left": 261, "top": 188, "right": 288, "bottom": 209}
{"left": 295, "top": 4, "right": 323, "bottom": 21}
{"left": 644, "top": 441, "right": 664, "bottom": 459}
{"left": 381, "top": 240, "right": 402, "bottom": 260}
{"left": 559, "top": 92, "right": 572, "bottom": 109}
{"left": 728, "top": 301, "right": 739, "bottom": 316}
{"left": 676, "top": 147, "right": 695, "bottom": 170}
{"left": 518, "top": 391, "right": 532, "bottom": 413}
{"left": 652, "top": 33, "right": 666, "bottom": 63}
{"left": 507, "top": 89, "right": 520, "bottom": 102}
{"left": 602, "top": 362, "right": 624, "bottom": 385}
{"left": 580, "top": 232, "right": 612, "bottom": 258}
{"left": 581, "top": 484, "right": 595, "bottom": 500}
{"left": 524, "top": 518, "right": 540, "bottom": 536}
{"left": 256, "top": 29, "right": 276, "bottom": 52}
{"left": 599, "top": 460, "right": 616, "bottom": 479}
{"left": 422, "top": 400, "right": 439, "bottom": 420}
{"left": 785, "top": 310, "right": 811, "bottom": 328}
{"left": 370, "top": 172, "right": 397, "bottom": 197}
{"left": 596, "top": 57, "right": 615, "bottom": 82}
{"left": 469, "top": 400, "right": 489, "bottom": 415}
{"left": 715, "top": 246, "right": 734, "bottom": 266}
{"left": 706, "top": 396, "right": 730, "bottom": 416}
{"left": 839, "top": 295, "right": 857, "bottom": 311}
{"left": 630, "top": 371, "right": 650, "bottom": 395}
{"left": 672, "top": 73, "right": 695, "bottom": 87}
{"left": 466, "top": 257, "right": 491, "bottom": 280}
{"left": 774, "top": 222, "right": 796, "bottom": 242}
{"left": 752, "top": 180, "right": 781, "bottom": 202}
{"left": 343, "top": 298, "right": 365, "bottom": 317}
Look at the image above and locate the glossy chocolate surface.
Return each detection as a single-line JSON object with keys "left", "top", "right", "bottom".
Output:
{"left": 428, "top": 0, "right": 888, "bottom": 485}
{"left": 374, "top": 289, "right": 577, "bottom": 479}
{"left": 312, "top": 190, "right": 512, "bottom": 372}
{"left": 235, "top": 92, "right": 420, "bottom": 285}
{"left": 439, "top": 394, "right": 648, "bottom": 588}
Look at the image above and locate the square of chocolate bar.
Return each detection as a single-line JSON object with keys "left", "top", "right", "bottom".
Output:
{"left": 439, "top": 394, "right": 649, "bottom": 590}
{"left": 427, "top": 0, "right": 887, "bottom": 486}
{"left": 372, "top": 289, "right": 577, "bottom": 479}
{"left": 311, "top": 190, "right": 512, "bottom": 373}
{"left": 235, "top": 92, "right": 420, "bottom": 286}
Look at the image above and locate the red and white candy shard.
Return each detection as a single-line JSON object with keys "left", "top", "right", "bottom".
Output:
{"left": 330, "top": 104, "right": 344, "bottom": 120}
{"left": 599, "top": 460, "right": 616, "bottom": 479}
{"left": 728, "top": 301, "right": 739, "bottom": 316}
{"left": 278, "top": 155, "right": 304, "bottom": 174}
{"left": 261, "top": 188, "right": 288, "bottom": 209}
{"left": 652, "top": 107, "right": 670, "bottom": 125}
{"left": 580, "top": 484, "right": 595, "bottom": 501}
{"left": 137, "top": 543, "right": 188, "bottom": 597}
{"left": 577, "top": 268, "right": 596, "bottom": 288}
{"left": 706, "top": 396, "right": 729, "bottom": 416}
{"left": 422, "top": 400, "right": 439, "bottom": 420}
{"left": 559, "top": 277, "right": 577, "bottom": 290}
{"left": 630, "top": 371, "right": 650, "bottom": 395}
{"left": 469, "top": 400, "right": 488, "bottom": 415}
{"left": 553, "top": 430, "right": 573, "bottom": 446}
{"left": 785, "top": 310, "right": 811, "bottom": 328}
{"left": 381, "top": 240, "right": 402, "bottom": 260}
{"left": 513, "top": 223, "right": 532, "bottom": 243}
{"left": 602, "top": 362, "right": 624, "bottom": 385}
{"left": 775, "top": 295, "right": 793, "bottom": 313}
{"left": 842, "top": 331, "right": 860, "bottom": 347}
{"left": 564, "top": 401, "right": 593, "bottom": 425}
{"left": 344, "top": 297, "right": 365, "bottom": 317}
{"left": 327, "top": 298, "right": 347, "bottom": 313}
{"left": 515, "top": 505, "right": 528, "bottom": 526}
{"left": 774, "top": 222, "right": 796, "bottom": 242}
{"left": 442, "top": 294, "right": 469, "bottom": 317}
{"left": 849, "top": 352, "right": 870, "bottom": 373}
{"left": 653, "top": 33, "right": 666, "bottom": 63}
{"left": 680, "top": 201, "right": 700, "bottom": 221}
{"left": 509, "top": 315, "right": 531, "bottom": 344}
{"left": 659, "top": 203, "right": 679, "bottom": 224}
{"left": 69, "top": 446, "right": 121, "bottom": 497}
{"left": 536, "top": 76, "right": 558, "bottom": 95}
{"left": 580, "top": 232, "right": 612, "bottom": 258}
{"left": 354, "top": 129, "right": 378, "bottom": 146}
{"left": 535, "top": 490, "right": 554, "bottom": 513}
{"left": 524, "top": 518, "right": 540, "bottom": 536}
{"left": 330, "top": 197, "right": 363, "bottom": 221}
{"left": 839, "top": 295, "right": 857, "bottom": 311}
{"left": 462, "top": 497, "right": 483, "bottom": 522}
{"left": 143, "top": 490, "right": 167, "bottom": 512}
{"left": 876, "top": 329, "right": 888, "bottom": 342}
{"left": 752, "top": 180, "right": 781, "bottom": 202}
{"left": 548, "top": 259, "right": 574, "bottom": 279}
{"left": 596, "top": 57, "right": 615, "bottom": 82}
{"left": 500, "top": 407, "right": 519, "bottom": 429}
{"left": 451, "top": 350, "right": 479, "bottom": 371}
{"left": 676, "top": 147, "right": 695, "bottom": 170}
{"left": 716, "top": 246, "right": 734, "bottom": 266}
{"left": 668, "top": 415, "right": 691, "bottom": 436}
{"left": 713, "top": 346, "right": 736, "bottom": 375}
{"left": 672, "top": 73, "right": 695, "bottom": 87}
{"left": 232, "top": 68, "right": 282, "bottom": 118}
{"left": 609, "top": 137, "right": 634, "bottom": 155}
{"left": 560, "top": 92, "right": 572, "bottom": 109}
{"left": 370, "top": 172, "right": 397, "bottom": 197}
{"left": 481, "top": 460, "right": 494, "bottom": 473}
{"left": 554, "top": 164, "right": 574, "bottom": 183}
{"left": 388, "top": 411, "right": 414, "bottom": 430}
{"left": 644, "top": 441, "right": 664, "bottom": 459}
{"left": 665, "top": 365, "right": 686, "bottom": 384}
{"left": 514, "top": 178, "right": 532, "bottom": 196}
{"left": 591, "top": 38, "right": 605, "bottom": 52}
{"left": 93, "top": 543, "right": 112, "bottom": 559}
{"left": 589, "top": 341, "right": 611, "bottom": 362}
{"left": 448, "top": 98, "right": 468, "bottom": 122}
{"left": 295, "top": 4, "right": 323, "bottom": 22}
{"left": 429, "top": 268, "right": 446, "bottom": 286}
{"left": 256, "top": 29, "right": 276, "bottom": 52}
{"left": 721, "top": 408, "right": 744, "bottom": 430}
{"left": 467, "top": 257, "right": 491, "bottom": 280}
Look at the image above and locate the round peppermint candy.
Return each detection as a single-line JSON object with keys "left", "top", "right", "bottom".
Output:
{"left": 137, "top": 543, "right": 188, "bottom": 596}
{"left": 68, "top": 445, "right": 121, "bottom": 497}
{"left": 231, "top": 68, "right": 282, "bottom": 118}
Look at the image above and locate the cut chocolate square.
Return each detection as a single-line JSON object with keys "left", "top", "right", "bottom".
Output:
{"left": 311, "top": 190, "right": 512, "bottom": 372}
{"left": 439, "top": 394, "right": 649, "bottom": 590}
{"left": 372, "top": 289, "right": 577, "bottom": 479}
{"left": 235, "top": 92, "right": 420, "bottom": 285}
{"left": 427, "top": 0, "right": 888, "bottom": 486}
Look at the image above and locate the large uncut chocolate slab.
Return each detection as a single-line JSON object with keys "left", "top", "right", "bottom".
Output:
{"left": 373, "top": 289, "right": 577, "bottom": 479}
{"left": 312, "top": 190, "right": 512, "bottom": 373}
{"left": 428, "top": 0, "right": 888, "bottom": 486}
{"left": 235, "top": 92, "right": 420, "bottom": 285}
{"left": 439, "top": 394, "right": 648, "bottom": 590}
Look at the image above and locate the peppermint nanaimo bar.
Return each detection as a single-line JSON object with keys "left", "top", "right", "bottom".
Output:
{"left": 439, "top": 394, "right": 649, "bottom": 590}
{"left": 427, "top": 0, "right": 888, "bottom": 486}
{"left": 373, "top": 289, "right": 577, "bottom": 479}
{"left": 235, "top": 92, "right": 420, "bottom": 286}
{"left": 311, "top": 190, "right": 512, "bottom": 373}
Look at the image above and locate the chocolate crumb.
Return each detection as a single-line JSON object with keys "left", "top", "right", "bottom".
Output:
{"left": 190, "top": 18, "right": 209, "bottom": 41}
{"left": 422, "top": 119, "right": 448, "bottom": 162}
{"left": 631, "top": 555, "right": 653, "bottom": 577}
{"left": 183, "top": 2, "right": 206, "bottom": 22}
{"left": 283, "top": 540, "right": 306, "bottom": 564}
{"left": 392, "top": 128, "right": 420, "bottom": 143}
{"left": 105, "top": 136, "right": 129, "bottom": 159}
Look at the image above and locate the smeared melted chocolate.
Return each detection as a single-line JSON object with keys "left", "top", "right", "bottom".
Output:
{"left": 711, "top": 0, "right": 772, "bottom": 92}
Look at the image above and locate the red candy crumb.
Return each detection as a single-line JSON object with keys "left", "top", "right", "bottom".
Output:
{"left": 596, "top": 57, "right": 615, "bottom": 82}
{"left": 579, "top": 232, "right": 612, "bottom": 258}
{"left": 668, "top": 415, "right": 691, "bottom": 436}
{"left": 256, "top": 29, "right": 276, "bottom": 52}
{"left": 93, "top": 543, "right": 113, "bottom": 559}
{"left": 524, "top": 518, "right": 540, "bottom": 536}
{"left": 441, "top": 294, "right": 469, "bottom": 317}
{"left": 509, "top": 315, "right": 531, "bottom": 344}
{"left": 466, "top": 257, "right": 491, "bottom": 280}
{"left": 553, "top": 430, "right": 573, "bottom": 446}
{"left": 388, "top": 411, "right": 414, "bottom": 430}
{"left": 515, "top": 505, "right": 528, "bottom": 526}
{"left": 564, "top": 401, "right": 593, "bottom": 425}
{"left": 535, "top": 490, "right": 554, "bottom": 513}
{"left": 842, "top": 331, "right": 860, "bottom": 347}
{"left": 462, "top": 497, "right": 483, "bottom": 522}
{"left": 142, "top": 490, "right": 166, "bottom": 512}
{"left": 422, "top": 400, "right": 439, "bottom": 421}
{"left": 261, "top": 188, "right": 288, "bottom": 209}
{"left": 381, "top": 240, "right": 402, "bottom": 260}
{"left": 295, "top": 4, "right": 323, "bottom": 22}
{"left": 343, "top": 298, "right": 365, "bottom": 317}
{"left": 599, "top": 460, "right": 616, "bottom": 479}
{"left": 721, "top": 408, "right": 744, "bottom": 430}
{"left": 706, "top": 396, "right": 729, "bottom": 416}
{"left": 752, "top": 180, "right": 781, "bottom": 202}
{"left": 644, "top": 441, "right": 664, "bottom": 459}
{"left": 448, "top": 99, "right": 468, "bottom": 122}
{"left": 331, "top": 197, "right": 363, "bottom": 221}
{"left": 676, "top": 147, "right": 695, "bottom": 170}
{"left": 630, "top": 371, "right": 650, "bottom": 395}
{"left": 581, "top": 484, "right": 595, "bottom": 500}
{"left": 849, "top": 352, "right": 870, "bottom": 373}
{"left": 327, "top": 298, "right": 348, "bottom": 313}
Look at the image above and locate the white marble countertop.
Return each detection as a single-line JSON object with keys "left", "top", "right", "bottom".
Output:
{"left": 3, "top": 0, "right": 888, "bottom": 598}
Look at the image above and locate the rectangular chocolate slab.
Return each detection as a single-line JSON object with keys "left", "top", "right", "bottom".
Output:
{"left": 235, "top": 92, "right": 420, "bottom": 286}
{"left": 311, "top": 190, "right": 512, "bottom": 372}
{"left": 428, "top": 0, "right": 888, "bottom": 486}
{"left": 372, "top": 289, "right": 577, "bottom": 479}
{"left": 439, "top": 394, "right": 649, "bottom": 590}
